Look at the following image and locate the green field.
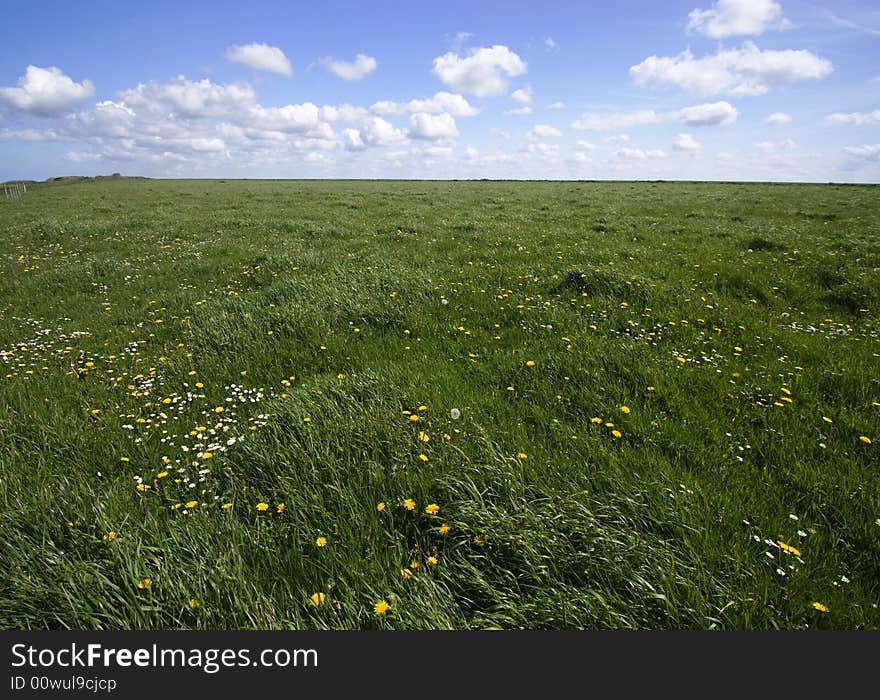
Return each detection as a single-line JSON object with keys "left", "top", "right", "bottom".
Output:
{"left": 1, "top": 178, "right": 878, "bottom": 630}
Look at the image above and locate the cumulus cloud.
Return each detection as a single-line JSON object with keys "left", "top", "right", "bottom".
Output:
{"left": 604, "top": 133, "right": 629, "bottom": 144}
{"left": 64, "top": 151, "right": 102, "bottom": 163}
{"left": 765, "top": 112, "right": 792, "bottom": 125}
{"left": 504, "top": 106, "right": 532, "bottom": 116}
{"left": 511, "top": 86, "right": 532, "bottom": 105}
{"left": 576, "top": 140, "right": 595, "bottom": 150}
{"left": 359, "top": 116, "right": 407, "bottom": 146}
{"left": 371, "top": 92, "right": 478, "bottom": 117}
{"left": 321, "top": 54, "right": 378, "bottom": 81}
{"left": 756, "top": 138, "right": 798, "bottom": 152}
{"left": 571, "top": 109, "right": 662, "bottom": 131}
{"left": 547, "top": 101, "right": 565, "bottom": 110}
{"left": 687, "top": 0, "right": 789, "bottom": 38}
{"left": 532, "top": 124, "right": 561, "bottom": 138}
{"left": 409, "top": 112, "right": 458, "bottom": 140}
{"left": 432, "top": 45, "right": 527, "bottom": 97}
{"left": 843, "top": 144, "right": 880, "bottom": 160}
{"left": 675, "top": 101, "right": 738, "bottom": 126}
{"left": 246, "top": 103, "right": 331, "bottom": 137}
{"left": 0, "top": 65, "right": 94, "bottom": 117}
{"left": 342, "top": 128, "right": 366, "bottom": 150}
{"left": 615, "top": 147, "right": 665, "bottom": 160}
{"left": 120, "top": 76, "right": 256, "bottom": 118}
{"left": 225, "top": 43, "right": 293, "bottom": 75}
{"left": 630, "top": 42, "right": 832, "bottom": 97}
{"left": 824, "top": 110, "right": 880, "bottom": 126}
{"left": 673, "top": 133, "right": 702, "bottom": 151}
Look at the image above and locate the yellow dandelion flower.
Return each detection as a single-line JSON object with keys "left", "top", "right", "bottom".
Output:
{"left": 221, "top": 503, "right": 233, "bottom": 510}
{"left": 256, "top": 502, "right": 269, "bottom": 511}
{"left": 120, "top": 456, "right": 129, "bottom": 462}
{"left": 438, "top": 523, "right": 450, "bottom": 534}
{"left": 426, "top": 556, "right": 438, "bottom": 566}
{"left": 400, "top": 568, "right": 412, "bottom": 579}
{"left": 157, "top": 471, "right": 168, "bottom": 478}
{"left": 303, "top": 416, "right": 311, "bottom": 423}
{"left": 377, "top": 502, "right": 386, "bottom": 511}
{"left": 418, "top": 453, "right": 429, "bottom": 462}
{"left": 591, "top": 417, "right": 602, "bottom": 424}
{"left": 409, "top": 414, "right": 420, "bottom": 422}
{"left": 316, "top": 536, "right": 327, "bottom": 547}
{"left": 185, "top": 500, "right": 198, "bottom": 509}
{"left": 189, "top": 598, "right": 199, "bottom": 609}
{"left": 103, "top": 531, "right": 117, "bottom": 541}
{"left": 620, "top": 406, "right": 631, "bottom": 414}
{"left": 374, "top": 600, "right": 389, "bottom": 615}
{"left": 473, "top": 534, "right": 486, "bottom": 545}
{"left": 409, "top": 560, "right": 419, "bottom": 570}
{"left": 136, "top": 483, "right": 150, "bottom": 492}
{"left": 812, "top": 602, "right": 829, "bottom": 613}
{"left": 611, "top": 430, "right": 622, "bottom": 438}
{"left": 526, "top": 360, "right": 536, "bottom": 367}
{"left": 136, "top": 578, "right": 152, "bottom": 589}
{"left": 276, "top": 503, "right": 285, "bottom": 514}
{"left": 419, "top": 431, "right": 430, "bottom": 442}
{"left": 403, "top": 498, "right": 416, "bottom": 511}
{"left": 859, "top": 436, "right": 872, "bottom": 444}
{"left": 202, "top": 452, "right": 212, "bottom": 460}
{"left": 517, "top": 452, "right": 527, "bottom": 459}
{"left": 418, "top": 405, "right": 428, "bottom": 411}
{"left": 425, "top": 503, "right": 440, "bottom": 515}
{"left": 310, "top": 592, "right": 326, "bottom": 606}
{"left": 214, "top": 406, "right": 224, "bottom": 413}
{"left": 822, "top": 416, "right": 833, "bottom": 423}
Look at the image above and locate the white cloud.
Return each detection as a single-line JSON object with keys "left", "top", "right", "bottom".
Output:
{"left": 0, "top": 66, "right": 94, "bottom": 117}
{"left": 225, "top": 43, "right": 293, "bottom": 75}
{"left": 432, "top": 45, "right": 527, "bottom": 97}
{"left": 765, "top": 112, "right": 792, "bottom": 125}
{"left": 321, "top": 54, "right": 378, "bottom": 81}
{"left": 371, "top": 92, "right": 478, "bottom": 117}
{"left": 615, "top": 147, "right": 666, "bottom": 160}
{"left": 120, "top": 76, "right": 256, "bottom": 118}
{"left": 547, "top": 101, "right": 565, "bottom": 110}
{"left": 342, "top": 128, "right": 366, "bottom": 150}
{"left": 576, "top": 140, "right": 595, "bottom": 150}
{"left": 465, "top": 145, "right": 479, "bottom": 159}
{"left": 756, "top": 138, "right": 798, "bottom": 152}
{"left": 630, "top": 42, "right": 832, "bottom": 96}
{"left": 511, "top": 86, "right": 532, "bottom": 105}
{"left": 532, "top": 124, "right": 561, "bottom": 138}
{"left": 544, "top": 37, "right": 558, "bottom": 50}
{"left": 687, "top": 0, "right": 789, "bottom": 38}
{"left": 319, "top": 104, "right": 371, "bottom": 122}
{"left": 843, "top": 144, "right": 880, "bottom": 160}
{"left": 604, "top": 133, "right": 630, "bottom": 144}
{"left": 504, "top": 106, "right": 532, "bottom": 116}
{"left": 571, "top": 109, "right": 661, "bottom": 131}
{"left": 675, "top": 101, "right": 738, "bottom": 126}
{"left": 824, "top": 110, "right": 880, "bottom": 126}
{"left": 190, "top": 137, "right": 225, "bottom": 152}
{"left": 673, "top": 133, "right": 702, "bottom": 151}
{"left": 247, "top": 103, "right": 330, "bottom": 136}
{"left": 409, "top": 112, "right": 458, "bottom": 140}
{"left": 359, "top": 116, "right": 407, "bottom": 146}
{"left": 64, "top": 151, "right": 102, "bottom": 163}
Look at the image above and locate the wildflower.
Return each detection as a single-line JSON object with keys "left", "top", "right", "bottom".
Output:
{"left": 136, "top": 483, "right": 150, "bottom": 492}
{"left": 517, "top": 452, "right": 527, "bottom": 459}
{"left": 221, "top": 503, "right": 233, "bottom": 510}
{"left": 611, "top": 430, "right": 622, "bottom": 438}
{"left": 860, "top": 436, "right": 872, "bottom": 444}
{"left": 426, "top": 556, "right": 438, "bottom": 566}
{"left": 400, "top": 568, "right": 412, "bottom": 580}
{"left": 185, "top": 500, "right": 198, "bottom": 509}
{"left": 403, "top": 498, "right": 416, "bottom": 511}
{"left": 136, "top": 579, "right": 152, "bottom": 589}
{"left": 526, "top": 360, "right": 536, "bottom": 367}
{"left": 256, "top": 502, "right": 269, "bottom": 511}
{"left": 157, "top": 471, "right": 168, "bottom": 479}
{"left": 822, "top": 416, "right": 833, "bottom": 423}
{"left": 303, "top": 416, "right": 311, "bottom": 423}
{"left": 425, "top": 503, "right": 440, "bottom": 515}
{"left": 438, "top": 523, "right": 450, "bottom": 534}
{"left": 374, "top": 600, "right": 389, "bottom": 615}
{"left": 419, "top": 431, "right": 430, "bottom": 442}
{"left": 473, "top": 534, "right": 486, "bottom": 545}
{"left": 316, "top": 536, "right": 327, "bottom": 547}
{"left": 377, "top": 502, "right": 386, "bottom": 511}
{"left": 103, "top": 531, "right": 117, "bottom": 541}
{"left": 310, "top": 592, "right": 326, "bottom": 606}
{"left": 202, "top": 452, "right": 213, "bottom": 460}
{"left": 409, "top": 560, "right": 419, "bottom": 570}
{"left": 418, "top": 453, "right": 429, "bottom": 462}
{"left": 189, "top": 599, "right": 199, "bottom": 609}
{"left": 620, "top": 406, "right": 631, "bottom": 414}
{"left": 276, "top": 503, "right": 285, "bottom": 514}
{"left": 214, "top": 406, "right": 224, "bottom": 413}
{"left": 120, "top": 456, "right": 129, "bottom": 462}
{"left": 409, "top": 415, "right": 420, "bottom": 422}
{"left": 812, "top": 602, "right": 829, "bottom": 613}
{"left": 450, "top": 408, "right": 461, "bottom": 419}
{"left": 418, "top": 405, "right": 428, "bottom": 412}
{"left": 591, "top": 417, "right": 602, "bottom": 424}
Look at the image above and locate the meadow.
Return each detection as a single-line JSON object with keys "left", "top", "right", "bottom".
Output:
{"left": 0, "top": 177, "right": 877, "bottom": 630}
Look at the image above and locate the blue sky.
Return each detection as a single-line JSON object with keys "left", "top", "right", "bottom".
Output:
{"left": 1, "top": 0, "right": 878, "bottom": 181}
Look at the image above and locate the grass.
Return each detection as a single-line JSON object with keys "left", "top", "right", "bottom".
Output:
{"left": 0, "top": 178, "right": 878, "bottom": 630}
